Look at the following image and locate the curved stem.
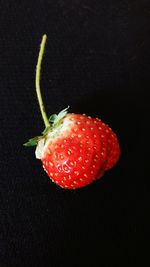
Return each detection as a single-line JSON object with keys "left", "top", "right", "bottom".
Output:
{"left": 35, "top": 34, "right": 50, "bottom": 127}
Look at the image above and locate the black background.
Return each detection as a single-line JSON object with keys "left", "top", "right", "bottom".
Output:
{"left": 0, "top": 1, "right": 149, "bottom": 266}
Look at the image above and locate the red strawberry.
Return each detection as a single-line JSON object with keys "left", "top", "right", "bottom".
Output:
{"left": 36, "top": 112, "right": 120, "bottom": 189}
{"left": 24, "top": 34, "right": 120, "bottom": 189}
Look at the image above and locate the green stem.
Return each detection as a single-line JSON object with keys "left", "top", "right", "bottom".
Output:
{"left": 35, "top": 34, "right": 50, "bottom": 128}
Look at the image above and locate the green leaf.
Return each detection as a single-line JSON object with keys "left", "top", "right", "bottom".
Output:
{"left": 49, "top": 114, "right": 58, "bottom": 123}
{"left": 23, "top": 136, "right": 41, "bottom": 147}
{"left": 24, "top": 106, "right": 70, "bottom": 147}
{"left": 53, "top": 106, "right": 70, "bottom": 126}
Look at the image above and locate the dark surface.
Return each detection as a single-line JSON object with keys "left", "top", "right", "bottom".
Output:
{"left": 0, "top": 1, "right": 149, "bottom": 266}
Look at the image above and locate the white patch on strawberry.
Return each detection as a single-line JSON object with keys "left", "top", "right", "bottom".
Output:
{"left": 35, "top": 138, "right": 45, "bottom": 159}
{"left": 35, "top": 115, "right": 74, "bottom": 159}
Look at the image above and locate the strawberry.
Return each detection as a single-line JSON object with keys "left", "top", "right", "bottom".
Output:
{"left": 36, "top": 112, "right": 120, "bottom": 189}
{"left": 24, "top": 34, "right": 120, "bottom": 189}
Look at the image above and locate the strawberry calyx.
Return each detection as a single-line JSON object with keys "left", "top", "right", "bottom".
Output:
{"left": 24, "top": 107, "right": 69, "bottom": 147}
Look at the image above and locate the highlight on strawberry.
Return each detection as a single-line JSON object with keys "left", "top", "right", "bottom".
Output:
{"left": 24, "top": 34, "right": 120, "bottom": 189}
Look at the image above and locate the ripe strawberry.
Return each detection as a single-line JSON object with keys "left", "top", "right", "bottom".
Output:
{"left": 24, "top": 34, "right": 120, "bottom": 189}
{"left": 37, "top": 112, "right": 120, "bottom": 189}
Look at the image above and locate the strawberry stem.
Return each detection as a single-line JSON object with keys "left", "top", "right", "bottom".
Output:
{"left": 35, "top": 34, "right": 50, "bottom": 128}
